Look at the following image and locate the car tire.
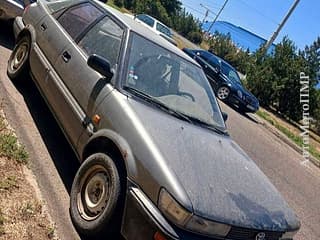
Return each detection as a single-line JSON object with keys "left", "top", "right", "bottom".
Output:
{"left": 7, "top": 35, "right": 30, "bottom": 81}
{"left": 70, "top": 153, "right": 123, "bottom": 237}
{"left": 217, "top": 86, "right": 230, "bottom": 100}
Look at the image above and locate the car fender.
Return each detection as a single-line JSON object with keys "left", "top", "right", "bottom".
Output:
{"left": 82, "top": 129, "right": 138, "bottom": 178}
{"left": 16, "top": 22, "right": 36, "bottom": 45}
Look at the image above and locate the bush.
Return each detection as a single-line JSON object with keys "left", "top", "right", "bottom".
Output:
{"left": 187, "top": 31, "right": 203, "bottom": 44}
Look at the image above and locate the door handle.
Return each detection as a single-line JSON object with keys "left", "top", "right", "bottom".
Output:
{"left": 62, "top": 51, "right": 71, "bottom": 63}
{"left": 40, "top": 23, "right": 47, "bottom": 31}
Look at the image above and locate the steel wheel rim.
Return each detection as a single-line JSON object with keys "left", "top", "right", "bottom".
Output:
{"left": 10, "top": 41, "right": 29, "bottom": 72}
{"left": 217, "top": 87, "right": 230, "bottom": 100}
{"left": 77, "top": 165, "right": 111, "bottom": 221}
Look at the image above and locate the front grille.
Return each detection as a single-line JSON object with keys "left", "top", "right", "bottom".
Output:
{"left": 226, "top": 227, "right": 283, "bottom": 240}
{"left": 245, "top": 95, "right": 256, "bottom": 105}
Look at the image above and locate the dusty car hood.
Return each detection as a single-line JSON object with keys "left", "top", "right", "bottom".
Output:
{"left": 128, "top": 98, "right": 299, "bottom": 232}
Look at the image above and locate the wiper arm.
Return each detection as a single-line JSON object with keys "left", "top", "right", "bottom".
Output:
{"left": 187, "top": 116, "right": 227, "bottom": 135}
{"left": 123, "top": 86, "right": 193, "bottom": 124}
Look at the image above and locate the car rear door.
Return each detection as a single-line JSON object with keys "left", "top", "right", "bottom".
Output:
{"left": 52, "top": 4, "right": 125, "bottom": 151}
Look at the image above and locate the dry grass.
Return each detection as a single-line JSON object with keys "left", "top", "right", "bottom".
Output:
{"left": 0, "top": 108, "right": 58, "bottom": 240}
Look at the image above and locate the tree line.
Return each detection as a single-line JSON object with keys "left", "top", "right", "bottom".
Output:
{"left": 112, "top": 0, "right": 203, "bottom": 44}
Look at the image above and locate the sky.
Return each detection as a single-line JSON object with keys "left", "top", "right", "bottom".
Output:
{"left": 181, "top": 0, "right": 319, "bottom": 51}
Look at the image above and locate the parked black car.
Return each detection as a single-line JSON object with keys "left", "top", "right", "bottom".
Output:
{"left": 183, "top": 48, "right": 259, "bottom": 113}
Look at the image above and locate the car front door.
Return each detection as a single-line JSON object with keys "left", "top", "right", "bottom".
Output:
{"left": 53, "top": 9, "right": 124, "bottom": 151}
{"left": 36, "top": 2, "right": 104, "bottom": 151}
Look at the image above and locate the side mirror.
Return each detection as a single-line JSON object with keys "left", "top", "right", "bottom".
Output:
{"left": 87, "top": 54, "right": 113, "bottom": 81}
{"left": 222, "top": 112, "right": 228, "bottom": 122}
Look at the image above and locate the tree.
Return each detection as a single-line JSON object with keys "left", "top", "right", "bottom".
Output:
{"left": 208, "top": 32, "right": 252, "bottom": 74}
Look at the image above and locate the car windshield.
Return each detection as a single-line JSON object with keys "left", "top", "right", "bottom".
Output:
{"left": 221, "top": 62, "right": 242, "bottom": 84}
{"left": 136, "top": 14, "right": 155, "bottom": 28}
{"left": 123, "top": 33, "right": 226, "bottom": 131}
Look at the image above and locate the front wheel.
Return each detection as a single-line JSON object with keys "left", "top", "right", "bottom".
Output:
{"left": 70, "top": 153, "right": 123, "bottom": 237}
{"left": 7, "top": 35, "right": 31, "bottom": 81}
{"left": 217, "top": 86, "right": 230, "bottom": 100}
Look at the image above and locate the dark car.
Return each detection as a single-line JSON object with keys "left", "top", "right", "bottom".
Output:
{"left": 8, "top": 0, "right": 299, "bottom": 239}
{"left": 183, "top": 48, "right": 259, "bottom": 113}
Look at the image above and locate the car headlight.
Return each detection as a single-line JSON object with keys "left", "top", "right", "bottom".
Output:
{"left": 280, "top": 230, "right": 299, "bottom": 240}
{"left": 237, "top": 90, "right": 243, "bottom": 99}
{"left": 158, "top": 189, "right": 231, "bottom": 237}
{"left": 158, "top": 188, "right": 191, "bottom": 226}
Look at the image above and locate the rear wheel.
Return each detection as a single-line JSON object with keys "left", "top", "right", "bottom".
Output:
{"left": 217, "top": 86, "right": 230, "bottom": 100}
{"left": 7, "top": 35, "right": 30, "bottom": 81}
{"left": 70, "top": 153, "right": 124, "bottom": 237}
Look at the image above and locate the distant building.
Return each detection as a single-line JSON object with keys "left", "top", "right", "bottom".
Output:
{"left": 202, "top": 21, "right": 276, "bottom": 53}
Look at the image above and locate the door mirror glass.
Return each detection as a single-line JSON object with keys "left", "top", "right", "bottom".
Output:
{"left": 87, "top": 54, "right": 113, "bottom": 81}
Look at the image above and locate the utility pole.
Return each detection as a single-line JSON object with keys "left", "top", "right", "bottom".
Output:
{"left": 264, "top": 0, "right": 300, "bottom": 51}
{"left": 200, "top": 3, "right": 214, "bottom": 25}
{"left": 207, "top": 0, "right": 229, "bottom": 33}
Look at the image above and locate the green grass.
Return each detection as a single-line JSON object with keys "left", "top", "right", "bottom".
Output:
{"left": 0, "top": 116, "right": 28, "bottom": 164}
{"left": 257, "top": 110, "right": 320, "bottom": 162}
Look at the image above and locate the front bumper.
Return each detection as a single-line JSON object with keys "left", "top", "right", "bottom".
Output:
{"left": 13, "top": 16, "right": 25, "bottom": 40}
{"left": 121, "top": 184, "right": 224, "bottom": 240}
{"left": 228, "top": 93, "right": 259, "bottom": 113}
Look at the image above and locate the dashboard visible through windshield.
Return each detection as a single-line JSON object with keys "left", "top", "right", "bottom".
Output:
{"left": 123, "top": 33, "right": 226, "bottom": 131}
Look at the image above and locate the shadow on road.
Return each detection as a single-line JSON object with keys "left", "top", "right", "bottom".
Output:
{"left": 14, "top": 79, "right": 80, "bottom": 193}
{"left": 0, "top": 20, "right": 14, "bottom": 50}
{"left": 227, "top": 103, "right": 260, "bottom": 124}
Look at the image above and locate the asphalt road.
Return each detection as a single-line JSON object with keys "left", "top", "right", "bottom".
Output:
{"left": 1, "top": 21, "right": 320, "bottom": 240}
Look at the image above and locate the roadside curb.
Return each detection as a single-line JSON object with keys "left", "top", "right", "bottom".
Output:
{"left": 253, "top": 113, "right": 320, "bottom": 168}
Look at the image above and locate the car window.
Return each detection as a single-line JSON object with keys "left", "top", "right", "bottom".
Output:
{"left": 124, "top": 33, "right": 225, "bottom": 130}
{"left": 207, "top": 56, "right": 220, "bottom": 69}
{"left": 57, "top": 3, "right": 103, "bottom": 40}
{"left": 156, "top": 22, "right": 172, "bottom": 37}
{"left": 221, "top": 62, "right": 241, "bottom": 84}
{"left": 136, "top": 14, "right": 155, "bottom": 28}
{"left": 199, "top": 51, "right": 212, "bottom": 61}
{"left": 78, "top": 16, "right": 124, "bottom": 68}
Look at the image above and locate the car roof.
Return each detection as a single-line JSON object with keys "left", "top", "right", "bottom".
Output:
{"left": 190, "top": 48, "right": 236, "bottom": 70}
{"left": 43, "top": 0, "right": 200, "bottom": 67}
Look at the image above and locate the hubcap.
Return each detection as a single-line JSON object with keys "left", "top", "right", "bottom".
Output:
{"left": 217, "top": 87, "right": 230, "bottom": 100}
{"left": 77, "top": 165, "right": 111, "bottom": 221}
{"left": 10, "top": 41, "right": 28, "bottom": 72}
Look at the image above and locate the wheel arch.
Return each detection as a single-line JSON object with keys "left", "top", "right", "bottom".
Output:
{"left": 16, "top": 24, "right": 36, "bottom": 44}
{"left": 82, "top": 129, "right": 137, "bottom": 180}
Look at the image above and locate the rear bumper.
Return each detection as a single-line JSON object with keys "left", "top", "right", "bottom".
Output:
{"left": 121, "top": 183, "right": 223, "bottom": 240}
{"left": 13, "top": 16, "right": 25, "bottom": 39}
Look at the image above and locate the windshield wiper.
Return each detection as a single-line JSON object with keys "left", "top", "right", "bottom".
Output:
{"left": 123, "top": 86, "right": 193, "bottom": 124}
{"left": 187, "top": 115, "right": 227, "bottom": 135}
{"left": 123, "top": 86, "right": 227, "bottom": 135}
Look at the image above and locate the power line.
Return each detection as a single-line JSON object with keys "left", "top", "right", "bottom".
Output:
{"left": 237, "top": 0, "right": 279, "bottom": 26}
